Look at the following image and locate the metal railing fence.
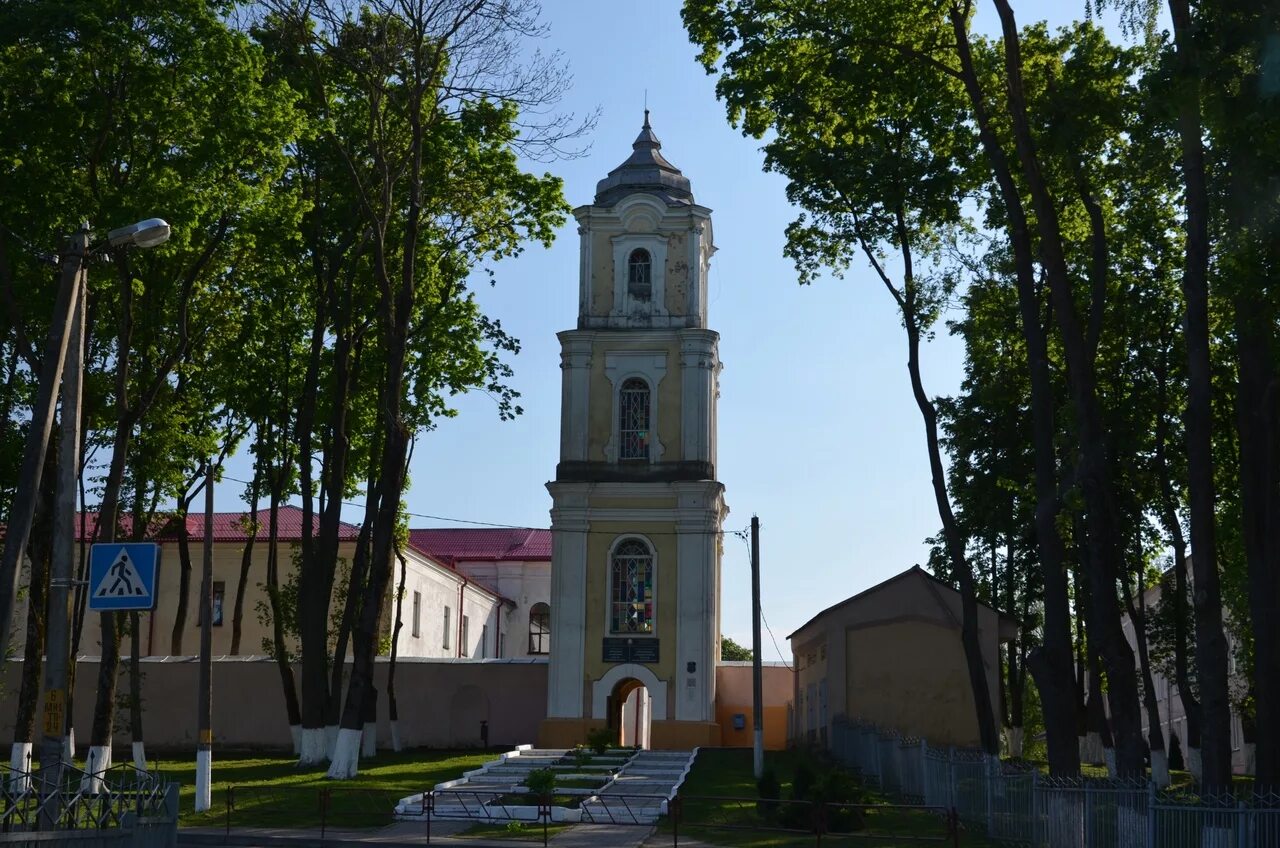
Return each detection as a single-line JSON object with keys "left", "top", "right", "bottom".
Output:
{"left": 831, "top": 717, "right": 1280, "bottom": 847}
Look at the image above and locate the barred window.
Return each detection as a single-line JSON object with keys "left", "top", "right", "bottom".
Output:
{"left": 529, "top": 602, "right": 550, "bottom": 654}
{"left": 628, "top": 249, "right": 652, "bottom": 300}
{"left": 619, "top": 378, "right": 650, "bottom": 461}
{"left": 610, "top": 538, "right": 654, "bottom": 634}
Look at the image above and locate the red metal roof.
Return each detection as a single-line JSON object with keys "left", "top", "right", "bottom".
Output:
{"left": 406, "top": 528, "right": 552, "bottom": 566}
{"left": 75, "top": 504, "right": 360, "bottom": 543}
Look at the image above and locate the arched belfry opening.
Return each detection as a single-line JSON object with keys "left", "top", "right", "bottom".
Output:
{"left": 541, "top": 112, "right": 727, "bottom": 751}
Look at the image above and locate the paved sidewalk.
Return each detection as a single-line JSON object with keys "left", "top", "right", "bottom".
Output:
{"left": 179, "top": 821, "right": 661, "bottom": 848}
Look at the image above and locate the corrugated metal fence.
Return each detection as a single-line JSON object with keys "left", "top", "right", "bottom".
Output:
{"left": 831, "top": 718, "right": 1279, "bottom": 847}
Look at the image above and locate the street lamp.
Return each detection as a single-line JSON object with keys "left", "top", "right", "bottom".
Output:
{"left": 106, "top": 218, "right": 171, "bottom": 249}
{"left": 0, "top": 217, "right": 173, "bottom": 810}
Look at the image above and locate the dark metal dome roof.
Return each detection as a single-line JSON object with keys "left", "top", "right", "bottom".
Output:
{"left": 594, "top": 111, "right": 693, "bottom": 207}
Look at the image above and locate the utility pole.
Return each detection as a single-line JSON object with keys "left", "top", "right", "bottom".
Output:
{"left": 0, "top": 229, "right": 86, "bottom": 668}
{"left": 195, "top": 461, "right": 213, "bottom": 812}
{"left": 38, "top": 227, "right": 88, "bottom": 818}
{"left": 751, "top": 515, "right": 763, "bottom": 779}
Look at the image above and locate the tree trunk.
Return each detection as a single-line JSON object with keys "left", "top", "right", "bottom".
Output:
{"left": 129, "top": 611, "right": 145, "bottom": 771}
{"left": 1121, "top": 570, "right": 1168, "bottom": 786}
{"left": 170, "top": 506, "right": 193, "bottom": 655}
{"left": 229, "top": 465, "right": 261, "bottom": 656}
{"left": 988, "top": 0, "right": 1144, "bottom": 778}
{"left": 893, "top": 209, "right": 997, "bottom": 755}
{"left": 387, "top": 546, "right": 408, "bottom": 752}
{"left": 13, "top": 442, "right": 55, "bottom": 780}
{"left": 1235, "top": 296, "right": 1280, "bottom": 791}
{"left": 949, "top": 3, "right": 1078, "bottom": 776}
{"left": 265, "top": 481, "right": 304, "bottom": 755}
{"left": 1164, "top": 0, "right": 1236, "bottom": 793}
{"left": 326, "top": 470, "right": 377, "bottom": 735}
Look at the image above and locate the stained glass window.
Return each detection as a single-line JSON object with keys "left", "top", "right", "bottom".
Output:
{"left": 610, "top": 538, "right": 654, "bottom": 634}
{"left": 619, "top": 378, "right": 650, "bottom": 461}
{"left": 628, "top": 248, "right": 652, "bottom": 300}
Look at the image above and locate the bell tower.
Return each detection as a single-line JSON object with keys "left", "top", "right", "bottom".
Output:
{"left": 540, "top": 114, "right": 727, "bottom": 750}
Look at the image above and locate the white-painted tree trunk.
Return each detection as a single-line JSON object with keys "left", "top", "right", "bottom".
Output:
{"left": 361, "top": 722, "right": 377, "bottom": 758}
{"left": 289, "top": 725, "right": 302, "bottom": 756}
{"left": 81, "top": 745, "right": 111, "bottom": 793}
{"left": 324, "top": 725, "right": 339, "bottom": 759}
{"left": 63, "top": 727, "right": 75, "bottom": 761}
{"left": 1103, "top": 746, "right": 1116, "bottom": 777}
{"left": 1244, "top": 743, "right": 1255, "bottom": 776}
{"left": 298, "top": 728, "right": 328, "bottom": 766}
{"left": 1188, "top": 747, "right": 1203, "bottom": 783}
{"left": 326, "top": 728, "right": 362, "bottom": 779}
{"left": 194, "top": 749, "right": 212, "bottom": 812}
{"left": 1080, "top": 732, "right": 1103, "bottom": 765}
{"left": 9, "top": 743, "right": 31, "bottom": 792}
{"left": 1151, "top": 749, "right": 1170, "bottom": 788}
{"left": 390, "top": 721, "right": 402, "bottom": 753}
{"left": 132, "top": 741, "right": 147, "bottom": 773}
{"left": 1007, "top": 726, "right": 1024, "bottom": 759}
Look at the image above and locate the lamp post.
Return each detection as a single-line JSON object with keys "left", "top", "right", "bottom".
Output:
{"left": 31, "top": 219, "right": 171, "bottom": 801}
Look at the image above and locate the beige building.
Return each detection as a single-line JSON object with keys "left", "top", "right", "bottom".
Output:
{"left": 788, "top": 566, "right": 1017, "bottom": 750}
{"left": 13, "top": 508, "right": 556, "bottom": 662}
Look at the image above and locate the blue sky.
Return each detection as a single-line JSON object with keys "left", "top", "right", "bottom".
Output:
{"left": 219, "top": 0, "right": 1148, "bottom": 661}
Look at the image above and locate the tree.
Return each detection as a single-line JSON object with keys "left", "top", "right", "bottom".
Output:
{"left": 685, "top": 0, "right": 1002, "bottom": 754}
{"left": 720, "top": 636, "right": 754, "bottom": 662}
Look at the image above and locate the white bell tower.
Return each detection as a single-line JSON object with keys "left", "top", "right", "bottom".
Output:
{"left": 540, "top": 113, "right": 728, "bottom": 750}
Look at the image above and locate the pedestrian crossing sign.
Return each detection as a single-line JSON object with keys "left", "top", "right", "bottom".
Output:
{"left": 88, "top": 543, "right": 159, "bottom": 611}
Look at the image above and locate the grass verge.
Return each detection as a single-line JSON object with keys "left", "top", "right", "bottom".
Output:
{"left": 151, "top": 748, "right": 492, "bottom": 829}
{"left": 663, "top": 748, "right": 996, "bottom": 847}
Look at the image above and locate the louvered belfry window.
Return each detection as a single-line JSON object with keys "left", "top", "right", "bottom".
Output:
{"left": 619, "top": 378, "right": 650, "bottom": 461}
{"left": 628, "top": 248, "right": 652, "bottom": 300}
{"left": 611, "top": 538, "right": 654, "bottom": 634}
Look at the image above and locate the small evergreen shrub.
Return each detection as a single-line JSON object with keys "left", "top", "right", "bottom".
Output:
{"left": 524, "top": 768, "right": 557, "bottom": 797}
{"left": 586, "top": 728, "right": 614, "bottom": 755}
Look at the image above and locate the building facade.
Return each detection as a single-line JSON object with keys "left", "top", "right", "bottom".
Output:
{"left": 789, "top": 566, "right": 1017, "bottom": 750}
{"left": 540, "top": 114, "right": 729, "bottom": 750}
{"left": 13, "top": 508, "right": 552, "bottom": 663}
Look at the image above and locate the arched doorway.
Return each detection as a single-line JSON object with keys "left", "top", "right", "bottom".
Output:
{"left": 609, "top": 678, "right": 651, "bottom": 749}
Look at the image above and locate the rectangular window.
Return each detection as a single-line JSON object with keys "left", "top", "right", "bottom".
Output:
{"left": 412, "top": 591, "right": 421, "bottom": 638}
{"left": 481, "top": 624, "right": 489, "bottom": 659}
{"left": 461, "top": 615, "right": 470, "bottom": 657}
{"left": 443, "top": 607, "right": 451, "bottom": 650}
{"left": 212, "top": 581, "right": 224, "bottom": 627}
{"left": 199, "top": 581, "right": 225, "bottom": 627}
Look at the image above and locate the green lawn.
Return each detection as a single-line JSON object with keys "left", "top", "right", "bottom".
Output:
{"left": 149, "top": 748, "right": 492, "bottom": 829}
{"left": 456, "top": 821, "right": 574, "bottom": 841}
{"left": 667, "top": 748, "right": 996, "bottom": 847}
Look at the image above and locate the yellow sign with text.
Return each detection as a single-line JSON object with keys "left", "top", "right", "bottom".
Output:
{"left": 43, "top": 688, "right": 65, "bottom": 737}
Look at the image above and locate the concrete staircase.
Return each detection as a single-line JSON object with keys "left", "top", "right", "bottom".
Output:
{"left": 578, "top": 750, "right": 697, "bottom": 825}
{"left": 394, "top": 747, "right": 698, "bottom": 825}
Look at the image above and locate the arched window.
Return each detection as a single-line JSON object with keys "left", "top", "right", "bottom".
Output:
{"left": 628, "top": 248, "right": 652, "bottom": 300}
{"left": 619, "top": 378, "right": 651, "bottom": 461}
{"left": 528, "top": 603, "right": 550, "bottom": 654}
{"left": 610, "top": 538, "right": 654, "bottom": 634}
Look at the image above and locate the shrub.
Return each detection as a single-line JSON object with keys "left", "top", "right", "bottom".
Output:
{"left": 524, "top": 768, "right": 556, "bottom": 797}
{"left": 586, "top": 728, "right": 614, "bottom": 755}
{"left": 572, "top": 746, "right": 591, "bottom": 769}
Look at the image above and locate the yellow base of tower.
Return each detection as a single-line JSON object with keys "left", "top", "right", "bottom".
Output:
{"left": 538, "top": 718, "right": 721, "bottom": 750}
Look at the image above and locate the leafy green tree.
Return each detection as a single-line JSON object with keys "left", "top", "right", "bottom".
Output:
{"left": 685, "top": 0, "right": 1064, "bottom": 757}
{"left": 720, "top": 636, "right": 754, "bottom": 662}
